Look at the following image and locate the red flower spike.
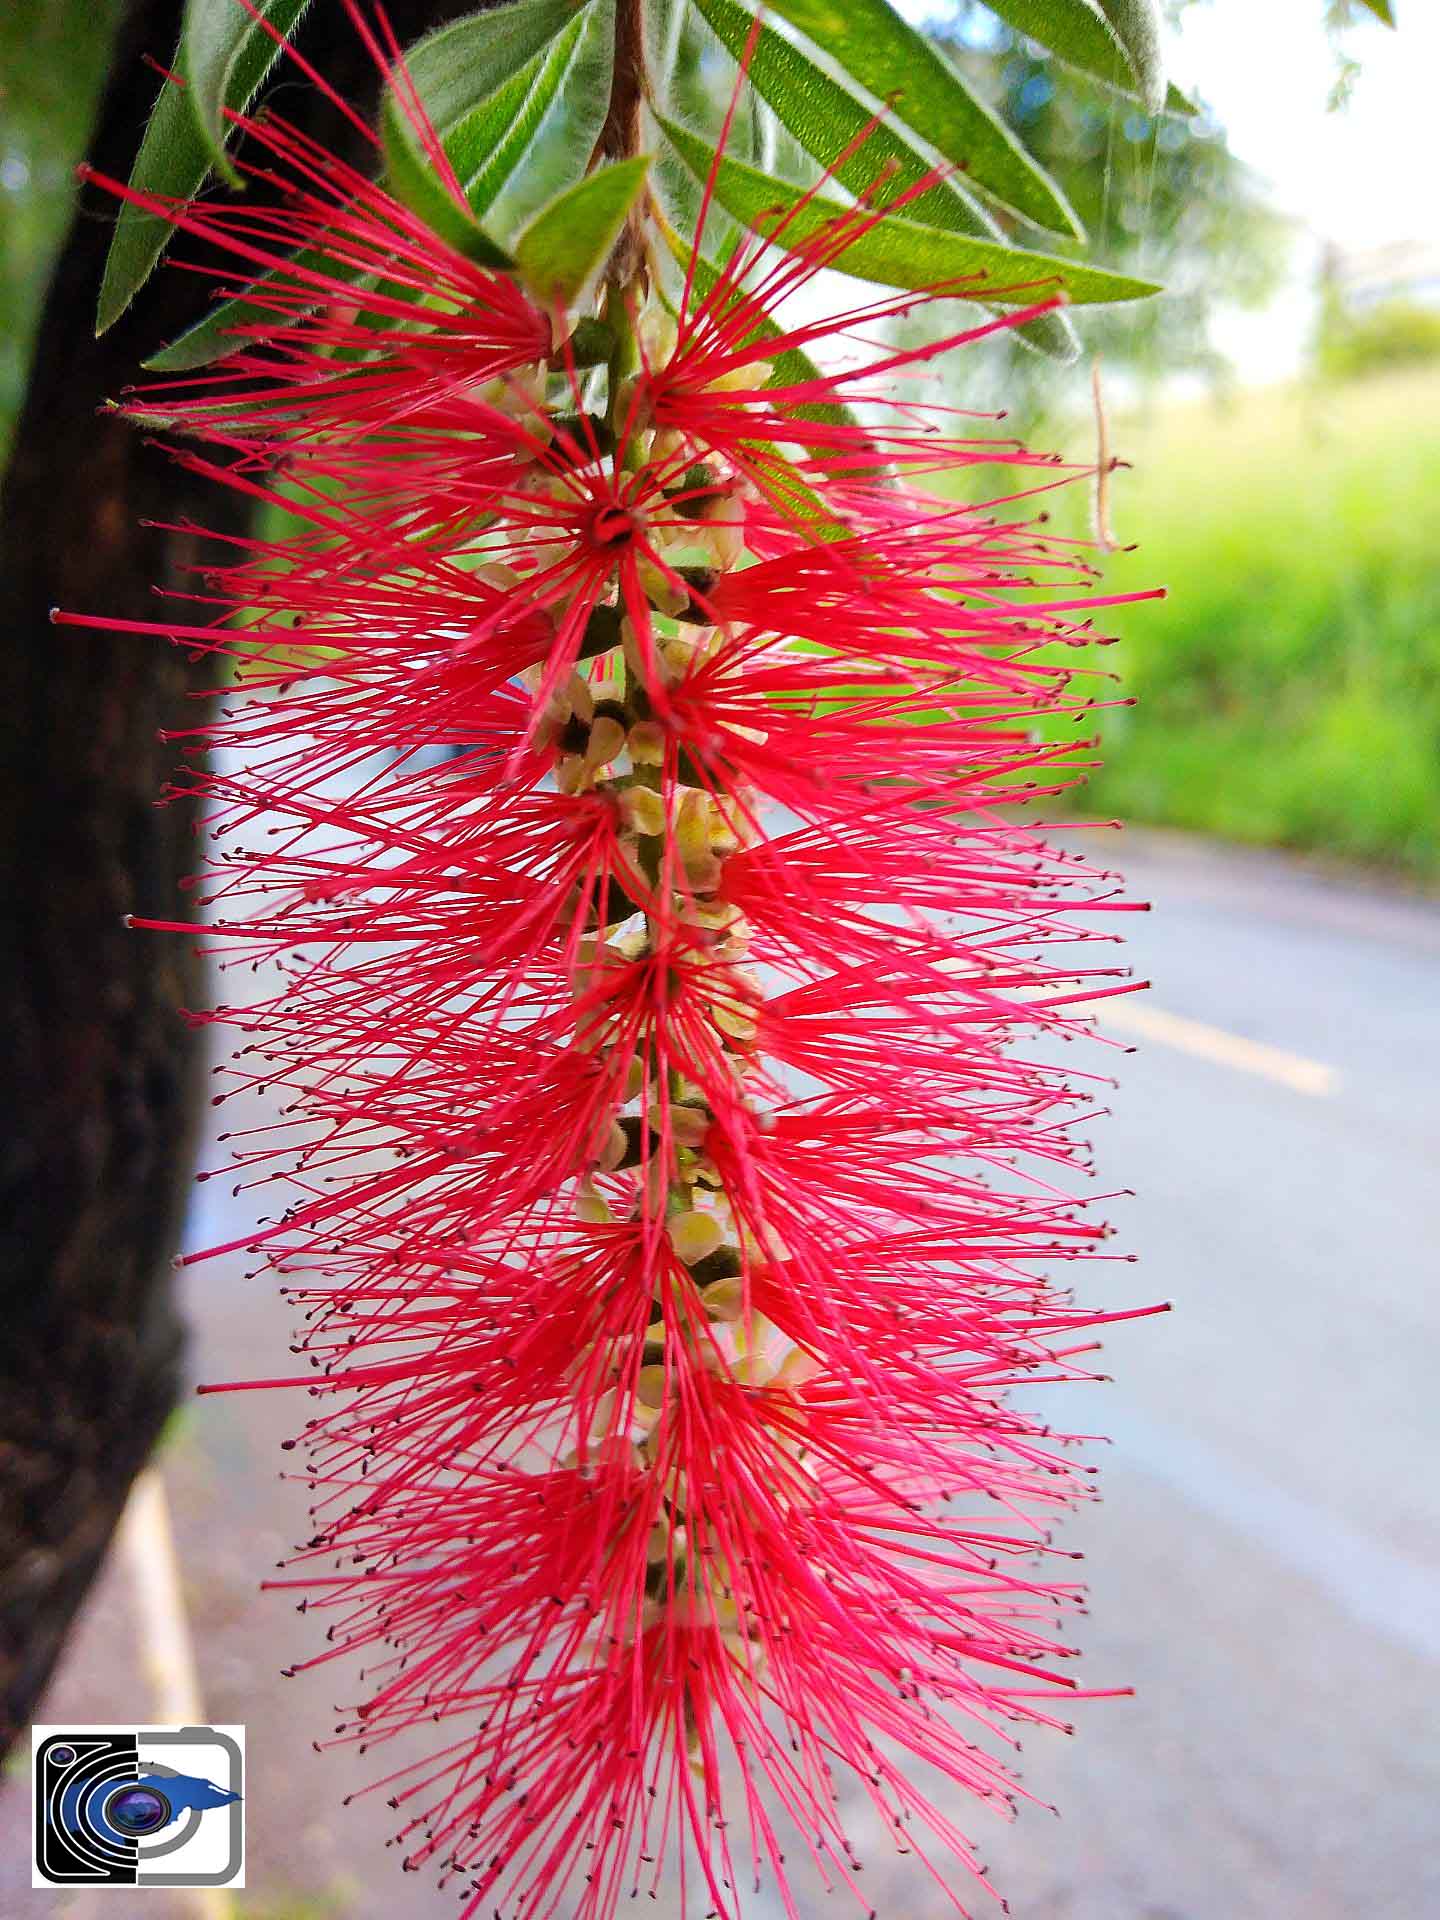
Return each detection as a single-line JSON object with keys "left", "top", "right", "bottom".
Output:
{"left": 64, "top": 14, "right": 1167, "bottom": 1918}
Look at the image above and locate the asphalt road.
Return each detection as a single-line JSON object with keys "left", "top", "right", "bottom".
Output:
{"left": 6, "top": 831, "right": 1438, "bottom": 1920}
{"left": 816, "top": 832, "right": 1440, "bottom": 1920}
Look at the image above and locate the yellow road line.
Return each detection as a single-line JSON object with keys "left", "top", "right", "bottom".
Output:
{"left": 118, "top": 1469, "right": 206, "bottom": 1727}
{"left": 116, "top": 1467, "right": 234, "bottom": 1920}
{"left": 1098, "top": 999, "right": 1340, "bottom": 1098}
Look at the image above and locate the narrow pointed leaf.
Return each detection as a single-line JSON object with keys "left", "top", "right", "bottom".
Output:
{"left": 181, "top": 0, "right": 313, "bottom": 184}
{"left": 96, "top": 1, "right": 307, "bottom": 331}
{"left": 147, "top": 1, "right": 615, "bottom": 369}
{"left": 1093, "top": 0, "right": 1165, "bottom": 112}
{"left": 658, "top": 117, "right": 1158, "bottom": 306}
{"left": 695, "top": 0, "right": 995, "bottom": 235}
{"left": 742, "top": 445, "right": 852, "bottom": 540}
{"left": 982, "top": 0, "right": 1139, "bottom": 93}
{"left": 985, "top": 0, "right": 1191, "bottom": 117}
{"left": 142, "top": 242, "right": 372, "bottom": 372}
{"left": 380, "top": 0, "right": 617, "bottom": 265}
{"left": 651, "top": 250, "right": 854, "bottom": 538}
{"left": 1356, "top": 0, "right": 1395, "bottom": 20}
{"left": 669, "top": 236, "right": 858, "bottom": 436}
{"left": 680, "top": 236, "right": 862, "bottom": 514}
{"left": 741, "top": 0, "right": 1082, "bottom": 237}
{"left": 380, "top": 124, "right": 514, "bottom": 267}
{"left": 448, "top": 10, "right": 604, "bottom": 222}
{"left": 514, "top": 158, "right": 651, "bottom": 306}
{"left": 692, "top": 0, "right": 1076, "bottom": 360}
{"left": 379, "top": 0, "right": 589, "bottom": 206}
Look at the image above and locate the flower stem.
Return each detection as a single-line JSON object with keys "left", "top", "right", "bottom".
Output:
{"left": 594, "top": 0, "right": 648, "bottom": 283}
{"left": 596, "top": 0, "right": 646, "bottom": 164}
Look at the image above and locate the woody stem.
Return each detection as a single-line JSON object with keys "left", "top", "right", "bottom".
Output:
{"left": 594, "top": 0, "right": 649, "bottom": 285}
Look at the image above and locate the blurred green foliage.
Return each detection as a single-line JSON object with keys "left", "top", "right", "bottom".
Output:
{"left": 0, "top": 0, "right": 124, "bottom": 462}
{"left": 239, "top": 1885, "right": 360, "bottom": 1920}
{"left": 1316, "top": 297, "right": 1440, "bottom": 382}
{"left": 1077, "top": 368, "right": 1440, "bottom": 875}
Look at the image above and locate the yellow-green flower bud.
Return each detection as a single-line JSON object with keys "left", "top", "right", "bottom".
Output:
{"left": 701, "top": 1275, "right": 745, "bottom": 1322}
{"left": 585, "top": 715, "right": 627, "bottom": 769}
{"left": 670, "top": 1209, "right": 723, "bottom": 1267}
{"left": 620, "top": 786, "right": 667, "bottom": 837}
{"left": 706, "top": 360, "right": 773, "bottom": 393}
{"left": 575, "top": 1180, "right": 612, "bottom": 1225}
{"left": 628, "top": 720, "right": 666, "bottom": 767}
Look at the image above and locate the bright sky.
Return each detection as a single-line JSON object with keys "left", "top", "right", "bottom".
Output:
{"left": 1175, "top": 0, "right": 1437, "bottom": 256}
{"left": 1174, "top": 0, "right": 1439, "bottom": 379}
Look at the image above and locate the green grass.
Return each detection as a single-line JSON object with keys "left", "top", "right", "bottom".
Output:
{"left": 1068, "top": 368, "right": 1440, "bottom": 877}
{"left": 237, "top": 1886, "right": 359, "bottom": 1920}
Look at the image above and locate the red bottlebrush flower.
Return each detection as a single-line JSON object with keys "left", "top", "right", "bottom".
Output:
{"left": 61, "top": 16, "right": 1169, "bottom": 1918}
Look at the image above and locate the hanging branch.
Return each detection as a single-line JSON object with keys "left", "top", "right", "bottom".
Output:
{"left": 33, "top": 0, "right": 1184, "bottom": 1906}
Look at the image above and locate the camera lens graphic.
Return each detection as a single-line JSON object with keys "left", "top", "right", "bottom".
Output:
{"left": 36, "top": 1729, "right": 243, "bottom": 1887}
{"left": 101, "top": 1784, "right": 172, "bottom": 1837}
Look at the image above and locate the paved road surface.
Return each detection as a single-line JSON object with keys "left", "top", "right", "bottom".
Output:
{"left": 5, "top": 832, "right": 1438, "bottom": 1920}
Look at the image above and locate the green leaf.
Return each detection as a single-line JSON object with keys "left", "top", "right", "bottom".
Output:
{"left": 981, "top": 0, "right": 1146, "bottom": 97}
{"left": 147, "top": 0, "right": 619, "bottom": 369}
{"left": 180, "top": 0, "right": 312, "bottom": 184}
{"left": 674, "top": 243, "right": 857, "bottom": 523}
{"left": 1092, "top": 0, "right": 1165, "bottom": 113}
{"left": 986, "top": 1, "right": 1181, "bottom": 115}
{"left": 558, "top": 315, "right": 617, "bottom": 367}
{"left": 694, "top": 0, "right": 990, "bottom": 235}
{"left": 1010, "top": 308, "right": 1081, "bottom": 362}
{"left": 383, "top": 0, "right": 583, "bottom": 135}
{"left": 652, "top": 245, "right": 853, "bottom": 531}
{"left": 381, "top": 133, "right": 514, "bottom": 266}
{"left": 1355, "top": 0, "right": 1396, "bottom": 21}
{"left": 514, "top": 157, "right": 651, "bottom": 306}
{"left": 380, "top": 0, "right": 619, "bottom": 266}
{"left": 97, "top": 84, "right": 202, "bottom": 335}
{"left": 380, "top": 0, "right": 584, "bottom": 213}
{"left": 141, "top": 241, "right": 370, "bottom": 372}
{"left": 735, "top": 0, "right": 1082, "bottom": 237}
{"left": 691, "top": 0, "right": 1076, "bottom": 361}
{"left": 96, "top": 1, "right": 307, "bottom": 332}
{"left": 380, "top": 124, "right": 512, "bottom": 268}
{"left": 658, "top": 115, "right": 1159, "bottom": 306}
{"left": 447, "top": 12, "right": 599, "bottom": 221}
{"left": 742, "top": 444, "right": 851, "bottom": 539}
